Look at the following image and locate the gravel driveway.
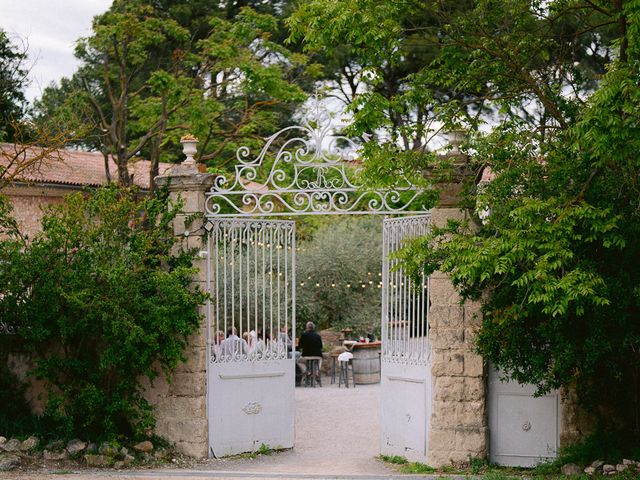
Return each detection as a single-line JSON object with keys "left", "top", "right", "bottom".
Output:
{"left": 204, "top": 381, "right": 393, "bottom": 476}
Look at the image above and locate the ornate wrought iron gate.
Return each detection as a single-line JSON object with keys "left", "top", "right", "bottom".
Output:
{"left": 202, "top": 97, "right": 432, "bottom": 458}
{"left": 206, "top": 219, "right": 296, "bottom": 457}
{"left": 380, "top": 215, "right": 432, "bottom": 463}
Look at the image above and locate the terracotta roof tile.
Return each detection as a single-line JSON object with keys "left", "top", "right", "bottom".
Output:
{"left": 0, "top": 143, "right": 172, "bottom": 189}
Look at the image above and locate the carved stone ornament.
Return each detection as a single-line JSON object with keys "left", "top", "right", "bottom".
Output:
{"left": 242, "top": 402, "right": 263, "bottom": 415}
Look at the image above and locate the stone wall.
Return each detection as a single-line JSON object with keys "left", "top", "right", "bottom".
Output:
{"left": 4, "top": 184, "right": 71, "bottom": 239}
{"left": 427, "top": 207, "right": 488, "bottom": 465}
{"left": 144, "top": 165, "right": 215, "bottom": 458}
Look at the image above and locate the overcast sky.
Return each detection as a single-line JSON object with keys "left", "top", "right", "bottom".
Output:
{"left": 0, "top": 0, "right": 112, "bottom": 102}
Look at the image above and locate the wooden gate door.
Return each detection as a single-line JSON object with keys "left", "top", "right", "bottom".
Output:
{"left": 380, "top": 215, "right": 432, "bottom": 463}
{"left": 207, "top": 219, "right": 296, "bottom": 457}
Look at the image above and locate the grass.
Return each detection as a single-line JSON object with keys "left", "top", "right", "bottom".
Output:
{"left": 379, "top": 454, "right": 640, "bottom": 479}
{"left": 228, "top": 443, "right": 287, "bottom": 460}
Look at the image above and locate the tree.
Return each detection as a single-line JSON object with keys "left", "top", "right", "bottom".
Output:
{"left": 35, "top": 1, "right": 308, "bottom": 188}
{"left": 0, "top": 186, "right": 206, "bottom": 439}
{"left": 293, "top": 0, "right": 640, "bottom": 442}
{"left": 296, "top": 217, "right": 382, "bottom": 336}
{"left": 74, "top": 2, "right": 193, "bottom": 186}
{"left": 0, "top": 28, "right": 29, "bottom": 142}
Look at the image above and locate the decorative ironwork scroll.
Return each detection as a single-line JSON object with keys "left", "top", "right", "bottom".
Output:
{"left": 0, "top": 321, "right": 15, "bottom": 335}
{"left": 204, "top": 97, "right": 430, "bottom": 217}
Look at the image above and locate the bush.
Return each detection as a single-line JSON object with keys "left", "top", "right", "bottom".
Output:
{"left": 0, "top": 186, "right": 206, "bottom": 441}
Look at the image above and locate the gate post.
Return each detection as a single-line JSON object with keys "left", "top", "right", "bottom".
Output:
{"left": 144, "top": 136, "right": 216, "bottom": 458}
{"left": 427, "top": 148, "right": 488, "bottom": 466}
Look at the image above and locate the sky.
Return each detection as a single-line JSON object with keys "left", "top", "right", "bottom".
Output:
{"left": 0, "top": 0, "right": 112, "bottom": 102}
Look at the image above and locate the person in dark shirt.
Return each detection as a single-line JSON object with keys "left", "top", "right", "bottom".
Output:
{"left": 296, "top": 321, "right": 323, "bottom": 374}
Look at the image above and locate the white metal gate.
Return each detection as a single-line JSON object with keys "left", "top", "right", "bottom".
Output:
{"left": 488, "top": 368, "right": 560, "bottom": 467}
{"left": 206, "top": 219, "right": 296, "bottom": 457}
{"left": 380, "top": 215, "right": 432, "bottom": 463}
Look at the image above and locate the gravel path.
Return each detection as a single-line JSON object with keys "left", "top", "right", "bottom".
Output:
{"left": 203, "top": 380, "right": 394, "bottom": 476}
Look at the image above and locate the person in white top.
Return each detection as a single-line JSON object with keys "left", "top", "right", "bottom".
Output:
{"left": 220, "top": 327, "right": 248, "bottom": 358}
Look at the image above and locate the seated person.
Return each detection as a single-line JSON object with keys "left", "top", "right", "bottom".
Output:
{"left": 220, "top": 326, "right": 248, "bottom": 359}
{"left": 296, "top": 321, "right": 323, "bottom": 374}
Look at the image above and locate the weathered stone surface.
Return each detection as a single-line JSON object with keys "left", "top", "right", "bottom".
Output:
{"left": 433, "top": 376, "right": 464, "bottom": 402}
{"left": 429, "top": 305, "right": 465, "bottom": 328}
{"left": 431, "top": 351, "right": 464, "bottom": 376}
{"left": 431, "top": 328, "right": 464, "bottom": 349}
{"left": 2, "top": 438, "right": 20, "bottom": 452}
{"left": 98, "top": 442, "right": 119, "bottom": 456}
{"left": 114, "top": 461, "right": 124, "bottom": 469}
{"left": 173, "top": 346, "right": 207, "bottom": 374}
{"left": 0, "top": 437, "right": 6, "bottom": 446}
{"left": 458, "top": 428, "right": 488, "bottom": 454}
{"left": 167, "top": 374, "right": 206, "bottom": 398}
{"left": 616, "top": 464, "right": 628, "bottom": 472}
{"left": 66, "top": 439, "right": 86, "bottom": 455}
{"left": 119, "top": 447, "right": 128, "bottom": 456}
{"left": 45, "top": 440, "right": 64, "bottom": 451}
{"left": 173, "top": 440, "right": 207, "bottom": 458}
{"left": 591, "top": 460, "right": 605, "bottom": 470}
{"left": 463, "top": 353, "right": 484, "bottom": 377}
{"left": 463, "top": 377, "right": 485, "bottom": 401}
{"left": 561, "top": 463, "right": 582, "bottom": 476}
{"left": 155, "top": 418, "right": 207, "bottom": 444}
{"left": 0, "top": 454, "right": 21, "bottom": 471}
{"left": 133, "top": 440, "right": 154, "bottom": 453}
{"left": 584, "top": 466, "right": 596, "bottom": 475}
{"left": 602, "top": 464, "right": 615, "bottom": 473}
{"left": 123, "top": 453, "right": 135, "bottom": 465}
{"left": 44, "top": 450, "right": 68, "bottom": 460}
{"left": 85, "top": 454, "right": 110, "bottom": 467}
{"left": 622, "top": 459, "right": 635, "bottom": 465}
{"left": 19, "top": 436, "right": 39, "bottom": 451}
{"left": 157, "top": 396, "right": 206, "bottom": 420}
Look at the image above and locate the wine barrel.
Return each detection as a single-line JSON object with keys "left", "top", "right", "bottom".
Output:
{"left": 351, "top": 343, "right": 381, "bottom": 384}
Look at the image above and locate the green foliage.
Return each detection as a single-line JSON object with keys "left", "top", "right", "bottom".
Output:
{"left": 0, "top": 186, "right": 206, "bottom": 441}
{"left": 34, "top": 1, "right": 309, "bottom": 186}
{"left": 379, "top": 454, "right": 408, "bottom": 465}
{"left": 292, "top": 0, "right": 640, "bottom": 439}
{"left": 396, "top": 1, "right": 640, "bottom": 437}
{"left": 0, "top": 28, "right": 28, "bottom": 141}
{"left": 296, "top": 217, "right": 382, "bottom": 336}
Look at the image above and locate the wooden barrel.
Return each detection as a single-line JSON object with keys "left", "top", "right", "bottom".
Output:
{"left": 351, "top": 342, "right": 381, "bottom": 384}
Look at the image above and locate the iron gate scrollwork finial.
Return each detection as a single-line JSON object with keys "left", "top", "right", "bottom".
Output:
{"left": 204, "top": 96, "right": 430, "bottom": 217}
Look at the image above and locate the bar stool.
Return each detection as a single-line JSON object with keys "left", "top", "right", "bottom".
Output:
{"left": 338, "top": 352, "right": 355, "bottom": 388}
{"left": 303, "top": 356, "right": 323, "bottom": 387}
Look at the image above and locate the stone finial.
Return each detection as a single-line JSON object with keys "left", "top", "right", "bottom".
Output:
{"left": 180, "top": 135, "right": 198, "bottom": 168}
{"left": 447, "top": 129, "right": 466, "bottom": 154}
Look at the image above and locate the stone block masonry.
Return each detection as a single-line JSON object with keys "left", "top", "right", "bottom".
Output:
{"left": 427, "top": 207, "right": 488, "bottom": 466}
{"left": 143, "top": 163, "right": 216, "bottom": 458}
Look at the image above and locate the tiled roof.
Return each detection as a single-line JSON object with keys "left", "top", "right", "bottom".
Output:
{"left": 0, "top": 143, "right": 172, "bottom": 189}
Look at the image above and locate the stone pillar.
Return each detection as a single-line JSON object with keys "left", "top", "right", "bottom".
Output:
{"left": 144, "top": 136, "right": 215, "bottom": 458}
{"left": 427, "top": 152, "right": 488, "bottom": 466}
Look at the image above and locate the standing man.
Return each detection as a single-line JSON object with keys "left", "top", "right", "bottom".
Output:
{"left": 296, "top": 321, "right": 323, "bottom": 374}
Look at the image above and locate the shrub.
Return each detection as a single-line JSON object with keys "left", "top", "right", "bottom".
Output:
{"left": 0, "top": 186, "right": 206, "bottom": 441}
